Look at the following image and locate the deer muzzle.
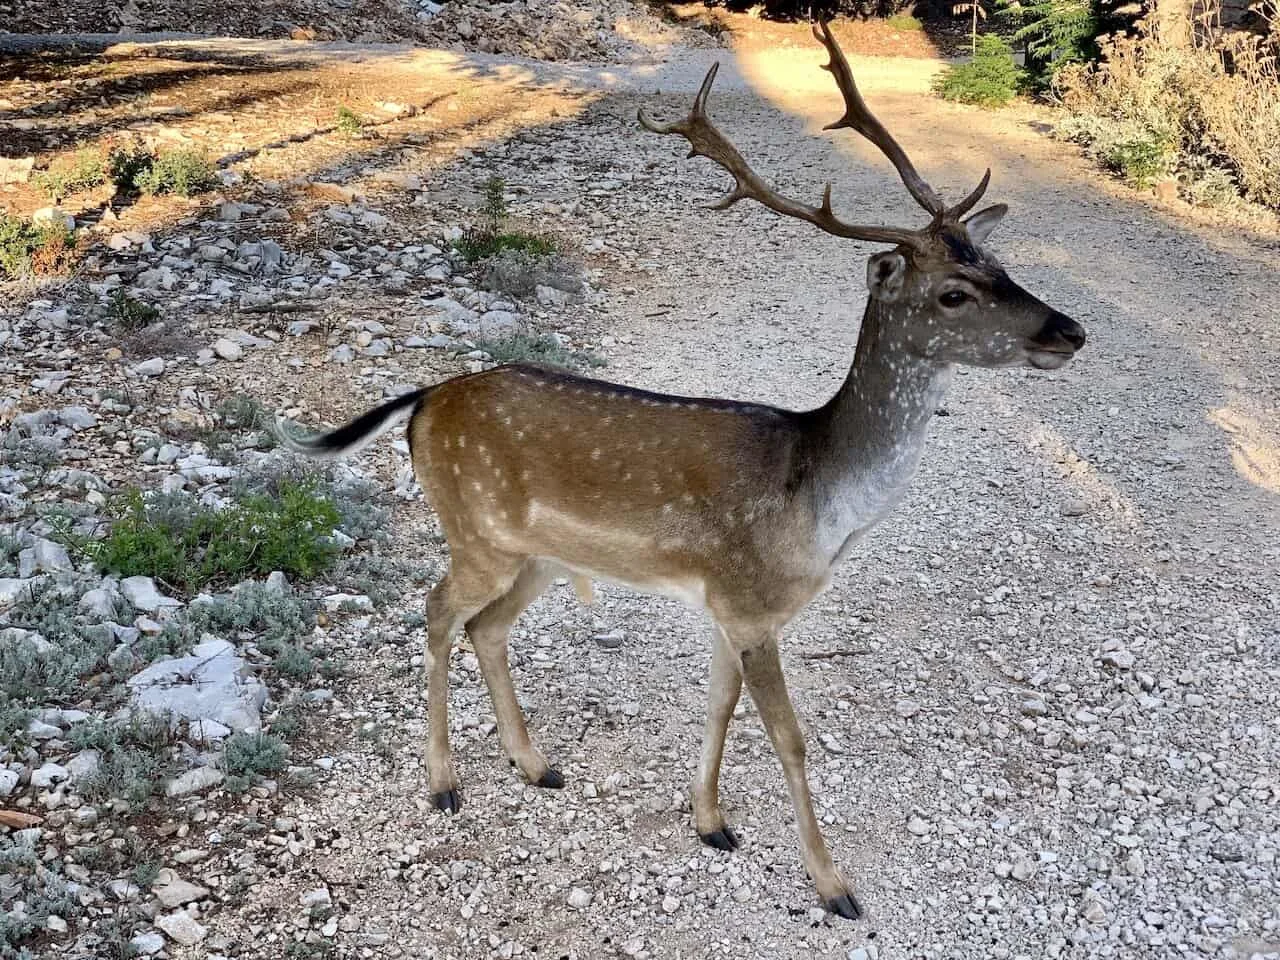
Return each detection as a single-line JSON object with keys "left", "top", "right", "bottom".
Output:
{"left": 1027, "top": 311, "right": 1086, "bottom": 369}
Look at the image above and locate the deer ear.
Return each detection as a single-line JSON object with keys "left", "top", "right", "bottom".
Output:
{"left": 866, "top": 251, "right": 908, "bottom": 302}
{"left": 964, "top": 203, "right": 1008, "bottom": 245}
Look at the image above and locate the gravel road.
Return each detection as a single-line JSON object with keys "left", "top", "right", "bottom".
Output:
{"left": 7, "top": 31, "right": 1277, "bottom": 960}
{"left": 188, "top": 40, "right": 1279, "bottom": 960}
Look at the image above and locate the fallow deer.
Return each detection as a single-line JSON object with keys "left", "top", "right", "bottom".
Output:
{"left": 276, "top": 22, "right": 1085, "bottom": 919}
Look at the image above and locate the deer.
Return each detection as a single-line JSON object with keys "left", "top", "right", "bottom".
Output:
{"left": 275, "top": 21, "right": 1085, "bottom": 920}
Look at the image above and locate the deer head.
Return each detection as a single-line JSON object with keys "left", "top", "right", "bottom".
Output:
{"left": 638, "top": 21, "right": 1085, "bottom": 372}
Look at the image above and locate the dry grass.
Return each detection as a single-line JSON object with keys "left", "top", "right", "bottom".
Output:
{"left": 1056, "top": 0, "right": 1280, "bottom": 210}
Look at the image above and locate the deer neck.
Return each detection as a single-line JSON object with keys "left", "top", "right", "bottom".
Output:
{"left": 803, "top": 297, "right": 953, "bottom": 562}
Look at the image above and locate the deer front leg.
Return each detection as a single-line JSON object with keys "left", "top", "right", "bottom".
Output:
{"left": 695, "top": 627, "right": 742, "bottom": 850}
{"left": 733, "top": 634, "right": 863, "bottom": 920}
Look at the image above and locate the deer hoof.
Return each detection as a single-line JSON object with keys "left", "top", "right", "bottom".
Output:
{"left": 698, "top": 826, "right": 740, "bottom": 851}
{"left": 432, "top": 788, "right": 462, "bottom": 814}
{"left": 824, "top": 892, "right": 863, "bottom": 921}
{"left": 536, "top": 768, "right": 565, "bottom": 789}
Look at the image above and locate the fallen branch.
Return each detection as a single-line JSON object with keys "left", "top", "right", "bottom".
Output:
{"left": 0, "top": 810, "right": 44, "bottom": 828}
{"left": 238, "top": 302, "right": 322, "bottom": 314}
{"left": 801, "top": 648, "right": 872, "bottom": 661}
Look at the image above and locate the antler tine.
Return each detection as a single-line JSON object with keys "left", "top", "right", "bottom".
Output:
{"left": 947, "top": 167, "right": 991, "bottom": 218}
{"left": 638, "top": 62, "right": 925, "bottom": 247}
{"left": 811, "top": 19, "right": 946, "bottom": 218}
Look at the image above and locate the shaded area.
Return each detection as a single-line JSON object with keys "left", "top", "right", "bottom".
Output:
{"left": 657, "top": 0, "right": 975, "bottom": 57}
{"left": 0, "top": 0, "right": 423, "bottom": 42}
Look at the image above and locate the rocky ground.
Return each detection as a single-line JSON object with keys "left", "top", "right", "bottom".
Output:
{"left": 0, "top": 0, "right": 700, "bottom": 58}
{"left": 1, "top": 24, "right": 1279, "bottom": 960}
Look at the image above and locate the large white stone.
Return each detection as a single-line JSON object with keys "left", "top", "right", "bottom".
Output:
{"left": 129, "top": 637, "right": 266, "bottom": 733}
{"left": 31, "top": 762, "right": 68, "bottom": 789}
{"left": 0, "top": 578, "right": 37, "bottom": 606}
{"left": 130, "top": 932, "right": 165, "bottom": 956}
{"left": 32, "top": 206, "right": 75, "bottom": 230}
{"left": 133, "top": 358, "right": 165, "bottom": 377}
{"left": 152, "top": 869, "right": 210, "bottom": 908}
{"left": 18, "top": 538, "right": 71, "bottom": 578}
{"left": 66, "top": 750, "right": 101, "bottom": 783}
{"left": 165, "top": 766, "right": 225, "bottom": 797}
{"left": 79, "top": 582, "right": 121, "bottom": 617}
{"left": 156, "top": 910, "right": 207, "bottom": 946}
{"left": 120, "top": 576, "right": 181, "bottom": 614}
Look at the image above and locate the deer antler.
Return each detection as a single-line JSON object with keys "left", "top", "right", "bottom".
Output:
{"left": 811, "top": 20, "right": 993, "bottom": 220}
{"left": 810, "top": 19, "right": 947, "bottom": 218}
{"left": 638, "top": 63, "right": 927, "bottom": 248}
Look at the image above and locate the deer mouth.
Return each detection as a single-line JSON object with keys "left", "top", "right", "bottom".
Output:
{"left": 1025, "top": 348, "right": 1075, "bottom": 370}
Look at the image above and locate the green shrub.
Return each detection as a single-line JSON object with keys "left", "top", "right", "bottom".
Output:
{"left": 333, "top": 553, "right": 422, "bottom": 606}
{"left": 0, "top": 702, "right": 32, "bottom": 745}
{"left": 933, "top": 35, "right": 1024, "bottom": 107}
{"left": 1055, "top": 113, "right": 1178, "bottom": 188}
{"left": 33, "top": 148, "right": 106, "bottom": 199}
{"left": 0, "top": 579, "right": 118, "bottom": 722}
{"left": 0, "top": 212, "right": 76, "bottom": 280}
{"left": 1057, "top": 6, "right": 1280, "bottom": 211}
{"left": 217, "top": 396, "right": 271, "bottom": 432}
{"left": 1180, "top": 161, "right": 1240, "bottom": 209}
{"left": 885, "top": 13, "right": 924, "bottom": 30}
{"left": 335, "top": 105, "right": 364, "bottom": 137}
{"left": 482, "top": 175, "right": 508, "bottom": 231}
{"left": 222, "top": 731, "right": 288, "bottom": 781}
{"left": 133, "top": 148, "right": 217, "bottom": 197}
{"left": 1102, "top": 134, "right": 1175, "bottom": 187}
{"left": 233, "top": 461, "right": 388, "bottom": 543}
{"left": 106, "top": 288, "right": 160, "bottom": 330}
{"left": 68, "top": 715, "right": 177, "bottom": 808}
{"left": 998, "top": 0, "right": 1100, "bottom": 86}
{"left": 0, "top": 836, "right": 75, "bottom": 960}
{"left": 107, "top": 143, "right": 159, "bottom": 195}
{"left": 90, "top": 480, "right": 341, "bottom": 594}
{"left": 454, "top": 174, "right": 557, "bottom": 263}
{"left": 131, "top": 861, "right": 162, "bottom": 889}
{"left": 471, "top": 332, "right": 605, "bottom": 371}
{"left": 455, "top": 229, "right": 556, "bottom": 263}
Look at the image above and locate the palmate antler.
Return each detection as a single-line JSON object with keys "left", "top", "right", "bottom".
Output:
{"left": 637, "top": 20, "right": 993, "bottom": 247}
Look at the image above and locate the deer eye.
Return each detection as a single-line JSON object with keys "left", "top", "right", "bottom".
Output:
{"left": 939, "top": 290, "right": 969, "bottom": 308}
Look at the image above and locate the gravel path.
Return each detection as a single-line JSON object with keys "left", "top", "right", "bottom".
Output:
{"left": 189, "top": 42, "right": 1280, "bottom": 960}
{"left": 7, "top": 32, "right": 1276, "bottom": 959}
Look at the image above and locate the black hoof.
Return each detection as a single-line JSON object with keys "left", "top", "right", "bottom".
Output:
{"left": 536, "top": 768, "right": 565, "bottom": 789}
{"left": 433, "top": 788, "right": 462, "bottom": 814}
{"left": 825, "top": 892, "right": 864, "bottom": 921}
{"left": 699, "top": 826, "right": 740, "bottom": 851}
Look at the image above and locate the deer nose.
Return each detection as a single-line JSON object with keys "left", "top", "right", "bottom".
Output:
{"left": 1037, "top": 312, "right": 1086, "bottom": 351}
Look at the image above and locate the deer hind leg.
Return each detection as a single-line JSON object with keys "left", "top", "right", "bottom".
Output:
{"left": 694, "top": 626, "right": 743, "bottom": 851}
{"left": 466, "top": 560, "right": 564, "bottom": 789}
{"left": 424, "top": 552, "right": 523, "bottom": 814}
{"left": 728, "top": 630, "right": 863, "bottom": 921}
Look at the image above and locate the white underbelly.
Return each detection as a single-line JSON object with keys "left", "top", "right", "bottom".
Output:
{"left": 548, "top": 558, "right": 707, "bottom": 608}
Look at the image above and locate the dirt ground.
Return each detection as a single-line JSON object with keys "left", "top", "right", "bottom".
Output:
{"left": 2, "top": 24, "right": 1279, "bottom": 960}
